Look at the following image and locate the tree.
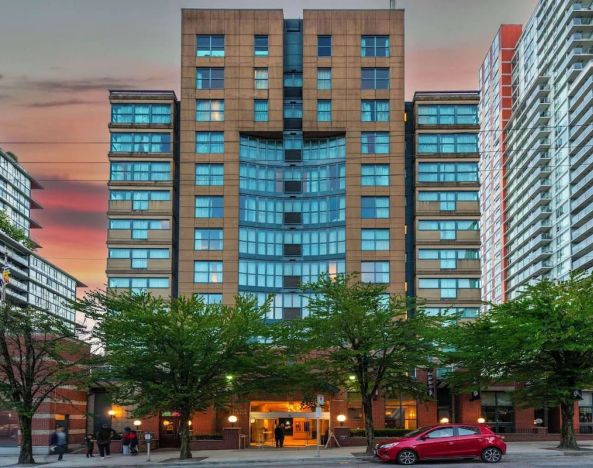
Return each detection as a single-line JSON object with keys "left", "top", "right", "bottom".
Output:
{"left": 286, "top": 274, "right": 444, "bottom": 454}
{"left": 0, "top": 303, "right": 92, "bottom": 464}
{"left": 444, "top": 273, "right": 593, "bottom": 449}
{"left": 79, "top": 291, "right": 282, "bottom": 460}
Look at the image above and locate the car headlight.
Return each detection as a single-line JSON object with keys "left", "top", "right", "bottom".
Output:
{"left": 380, "top": 442, "right": 400, "bottom": 449}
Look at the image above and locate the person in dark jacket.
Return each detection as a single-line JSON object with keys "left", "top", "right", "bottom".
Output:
{"left": 85, "top": 433, "right": 95, "bottom": 458}
{"left": 49, "top": 426, "right": 67, "bottom": 461}
{"left": 122, "top": 427, "right": 131, "bottom": 455}
{"left": 274, "top": 423, "right": 285, "bottom": 448}
{"left": 129, "top": 430, "right": 139, "bottom": 455}
{"left": 96, "top": 423, "right": 112, "bottom": 459}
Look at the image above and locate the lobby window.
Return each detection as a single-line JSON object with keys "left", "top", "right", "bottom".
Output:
{"left": 361, "top": 261, "right": 389, "bottom": 283}
{"left": 417, "top": 105, "right": 478, "bottom": 126}
{"left": 361, "top": 196, "right": 390, "bottom": 219}
{"left": 317, "top": 35, "right": 332, "bottom": 57}
{"left": 196, "top": 35, "right": 224, "bottom": 57}
{"left": 254, "top": 68, "right": 269, "bottom": 89}
{"left": 418, "top": 133, "right": 479, "bottom": 154}
{"left": 254, "top": 99, "right": 269, "bottom": 122}
{"left": 317, "top": 100, "right": 332, "bottom": 122}
{"left": 361, "top": 100, "right": 390, "bottom": 122}
{"left": 361, "top": 35, "right": 390, "bottom": 57}
{"left": 361, "top": 132, "right": 390, "bottom": 154}
{"left": 284, "top": 100, "right": 303, "bottom": 118}
{"left": 361, "top": 68, "right": 389, "bottom": 89}
{"left": 317, "top": 68, "right": 332, "bottom": 90}
{"left": 196, "top": 99, "right": 224, "bottom": 122}
{"left": 110, "top": 133, "right": 171, "bottom": 153}
{"left": 254, "top": 35, "right": 269, "bottom": 56}
{"left": 195, "top": 196, "right": 224, "bottom": 218}
{"left": 361, "top": 229, "right": 390, "bottom": 251}
{"left": 194, "top": 261, "right": 223, "bottom": 283}
{"left": 417, "top": 163, "right": 479, "bottom": 183}
{"left": 195, "top": 164, "right": 224, "bottom": 186}
{"left": 195, "top": 293, "right": 223, "bottom": 305}
{"left": 196, "top": 131, "right": 224, "bottom": 153}
{"left": 111, "top": 104, "right": 171, "bottom": 124}
{"left": 361, "top": 164, "right": 389, "bottom": 186}
{"left": 194, "top": 229, "right": 224, "bottom": 250}
{"left": 196, "top": 67, "right": 224, "bottom": 89}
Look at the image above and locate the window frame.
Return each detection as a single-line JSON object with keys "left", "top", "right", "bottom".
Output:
{"left": 317, "top": 35, "right": 332, "bottom": 57}
{"left": 196, "top": 34, "right": 225, "bottom": 57}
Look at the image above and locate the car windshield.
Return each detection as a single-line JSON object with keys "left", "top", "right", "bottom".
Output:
{"left": 403, "top": 427, "right": 431, "bottom": 438}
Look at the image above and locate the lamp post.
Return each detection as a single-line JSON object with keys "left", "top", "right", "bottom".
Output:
{"left": 108, "top": 409, "right": 116, "bottom": 427}
{"left": 228, "top": 415, "right": 238, "bottom": 427}
{"left": 336, "top": 414, "right": 346, "bottom": 427}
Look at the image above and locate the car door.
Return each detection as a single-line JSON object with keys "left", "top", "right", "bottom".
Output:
{"left": 454, "top": 426, "right": 485, "bottom": 457}
{"left": 415, "top": 426, "right": 457, "bottom": 459}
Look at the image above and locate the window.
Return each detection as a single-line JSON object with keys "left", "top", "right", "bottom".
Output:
{"left": 418, "top": 249, "right": 479, "bottom": 269}
{"left": 196, "top": 68, "right": 224, "bottom": 89}
{"left": 317, "top": 100, "right": 332, "bottom": 122}
{"left": 361, "top": 261, "right": 389, "bottom": 283}
{"left": 425, "top": 307, "right": 480, "bottom": 319}
{"left": 196, "top": 35, "right": 224, "bottom": 57}
{"left": 304, "top": 136, "right": 346, "bottom": 161}
{"left": 109, "top": 248, "right": 169, "bottom": 269}
{"left": 109, "top": 219, "right": 170, "bottom": 240}
{"left": 361, "top": 164, "right": 389, "bottom": 186}
{"left": 458, "top": 427, "right": 481, "bottom": 436}
{"left": 361, "top": 36, "right": 389, "bottom": 57}
{"left": 361, "top": 132, "right": 389, "bottom": 154}
{"left": 195, "top": 196, "right": 224, "bottom": 218}
{"left": 111, "top": 104, "right": 171, "bottom": 124}
{"left": 427, "top": 428, "right": 455, "bottom": 439}
{"left": 254, "top": 100, "right": 269, "bottom": 122}
{"left": 196, "top": 100, "right": 224, "bottom": 122}
{"left": 284, "top": 72, "right": 303, "bottom": 87}
{"left": 195, "top": 293, "right": 223, "bottom": 304}
{"left": 418, "top": 278, "right": 481, "bottom": 299}
{"left": 255, "top": 68, "right": 269, "bottom": 89}
{"left": 240, "top": 135, "right": 284, "bottom": 162}
{"left": 361, "top": 100, "right": 390, "bottom": 121}
{"left": 317, "top": 35, "right": 331, "bottom": 57}
{"left": 239, "top": 227, "right": 345, "bottom": 257}
{"left": 417, "top": 105, "right": 478, "bottom": 125}
{"left": 418, "top": 191, "right": 479, "bottom": 211}
{"left": 418, "top": 220, "right": 479, "bottom": 240}
{"left": 361, "top": 68, "right": 389, "bottom": 89}
{"left": 418, "top": 133, "right": 479, "bottom": 154}
{"left": 195, "top": 164, "right": 224, "bottom": 186}
{"left": 194, "top": 261, "right": 223, "bottom": 283}
{"left": 196, "top": 132, "right": 224, "bottom": 153}
{"left": 384, "top": 397, "right": 417, "bottom": 429}
{"left": 195, "top": 229, "right": 224, "bottom": 250}
{"left": 254, "top": 35, "right": 269, "bottom": 56}
{"left": 109, "top": 190, "right": 170, "bottom": 211}
{"left": 361, "top": 229, "right": 390, "bottom": 251}
{"left": 110, "top": 133, "right": 171, "bottom": 153}
{"left": 361, "top": 197, "right": 389, "bottom": 219}
{"left": 418, "top": 163, "right": 479, "bottom": 183}
{"left": 110, "top": 162, "right": 170, "bottom": 182}
{"left": 284, "top": 100, "right": 303, "bottom": 118}
{"left": 317, "top": 68, "right": 332, "bottom": 90}
{"left": 108, "top": 277, "right": 169, "bottom": 292}
{"left": 238, "top": 260, "right": 344, "bottom": 288}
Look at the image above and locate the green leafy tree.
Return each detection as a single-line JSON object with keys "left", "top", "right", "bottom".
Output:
{"left": 79, "top": 291, "right": 285, "bottom": 460}
{"left": 0, "top": 211, "right": 35, "bottom": 250}
{"left": 444, "top": 273, "right": 593, "bottom": 449}
{"left": 0, "top": 303, "right": 92, "bottom": 465}
{"left": 285, "top": 274, "right": 444, "bottom": 454}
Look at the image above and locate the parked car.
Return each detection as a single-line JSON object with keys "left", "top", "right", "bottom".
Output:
{"left": 375, "top": 424, "right": 506, "bottom": 465}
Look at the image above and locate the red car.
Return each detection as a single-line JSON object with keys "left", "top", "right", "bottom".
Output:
{"left": 375, "top": 424, "right": 506, "bottom": 465}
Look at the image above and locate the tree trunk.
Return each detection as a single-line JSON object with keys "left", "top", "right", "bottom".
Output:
{"left": 18, "top": 414, "right": 35, "bottom": 465}
{"left": 559, "top": 401, "right": 578, "bottom": 450}
{"left": 178, "top": 412, "right": 192, "bottom": 460}
{"left": 361, "top": 395, "right": 375, "bottom": 455}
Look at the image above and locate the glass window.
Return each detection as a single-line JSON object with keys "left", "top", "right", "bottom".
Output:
{"left": 458, "top": 427, "right": 480, "bottom": 436}
{"left": 304, "top": 136, "right": 346, "bottom": 161}
{"left": 361, "top": 229, "right": 390, "bottom": 251}
{"left": 110, "top": 162, "right": 170, "bottom": 182}
{"left": 196, "top": 35, "right": 224, "bottom": 57}
{"left": 284, "top": 72, "right": 303, "bottom": 87}
{"left": 255, "top": 68, "right": 269, "bottom": 89}
{"left": 361, "top": 164, "right": 389, "bottom": 186}
{"left": 196, "top": 99, "right": 224, "bottom": 122}
{"left": 109, "top": 190, "right": 170, "bottom": 211}
{"left": 240, "top": 135, "right": 284, "bottom": 162}
{"left": 361, "top": 196, "right": 389, "bottom": 219}
{"left": 195, "top": 164, "right": 224, "bottom": 186}
{"left": 195, "top": 196, "right": 224, "bottom": 218}
{"left": 361, "top": 36, "right": 389, "bottom": 57}
{"left": 108, "top": 277, "right": 169, "bottom": 291}
{"left": 418, "top": 278, "right": 481, "bottom": 299}
{"left": 254, "top": 99, "right": 269, "bottom": 122}
{"left": 385, "top": 397, "right": 417, "bottom": 429}
{"left": 427, "top": 427, "right": 455, "bottom": 439}
{"left": 317, "top": 68, "right": 332, "bottom": 90}
{"left": 195, "top": 293, "right": 223, "bottom": 304}
{"left": 317, "top": 35, "right": 332, "bottom": 57}
{"left": 194, "top": 261, "right": 223, "bottom": 283}
{"left": 418, "top": 163, "right": 479, "bottom": 183}
{"left": 361, "top": 132, "right": 389, "bottom": 154}
{"left": 284, "top": 100, "right": 303, "bottom": 119}
{"left": 317, "top": 100, "right": 332, "bottom": 122}
{"left": 361, "top": 261, "right": 389, "bottom": 283}
{"left": 361, "top": 68, "right": 389, "bottom": 89}
{"left": 196, "top": 68, "right": 224, "bottom": 89}
{"left": 239, "top": 227, "right": 345, "bottom": 257}
{"left": 110, "top": 133, "right": 171, "bottom": 153}
{"left": 254, "top": 35, "right": 268, "bottom": 56}
{"left": 196, "top": 131, "right": 224, "bottom": 153}
{"left": 361, "top": 100, "right": 390, "bottom": 122}
{"left": 417, "top": 105, "right": 478, "bottom": 125}
{"left": 111, "top": 104, "right": 171, "bottom": 124}
{"left": 418, "top": 133, "right": 479, "bottom": 154}
{"left": 194, "top": 229, "right": 224, "bottom": 250}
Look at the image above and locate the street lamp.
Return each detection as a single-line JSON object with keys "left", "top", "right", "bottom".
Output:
{"left": 228, "top": 415, "right": 238, "bottom": 427}
{"left": 133, "top": 420, "right": 142, "bottom": 429}
{"left": 336, "top": 414, "right": 347, "bottom": 427}
{"left": 477, "top": 417, "right": 486, "bottom": 424}
{"left": 108, "top": 409, "right": 116, "bottom": 426}
{"left": 439, "top": 417, "right": 450, "bottom": 424}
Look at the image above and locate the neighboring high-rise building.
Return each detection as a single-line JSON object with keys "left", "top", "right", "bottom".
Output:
{"left": 478, "top": 24, "right": 522, "bottom": 305}
{"left": 0, "top": 148, "right": 82, "bottom": 323}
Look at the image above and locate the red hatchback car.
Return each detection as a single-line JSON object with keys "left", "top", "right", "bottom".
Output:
{"left": 375, "top": 424, "right": 506, "bottom": 465}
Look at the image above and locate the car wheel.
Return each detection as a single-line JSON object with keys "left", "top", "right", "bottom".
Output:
{"left": 481, "top": 447, "right": 502, "bottom": 463}
{"left": 397, "top": 449, "right": 417, "bottom": 465}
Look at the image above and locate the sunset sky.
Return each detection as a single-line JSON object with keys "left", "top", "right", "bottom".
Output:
{"left": 0, "top": 0, "right": 537, "bottom": 292}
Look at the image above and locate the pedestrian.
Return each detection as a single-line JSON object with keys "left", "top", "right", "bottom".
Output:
{"left": 274, "top": 423, "right": 285, "bottom": 448}
{"left": 129, "top": 430, "right": 139, "bottom": 455}
{"left": 85, "top": 433, "right": 95, "bottom": 458}
{"left": 49, "top": 426, "right": 67, "bottom": 461}
{"left": 96, "top": 423, "right": 113, "bottom": 459}
{"left": 122, "top": 427, "right": 131, "bottom": 455}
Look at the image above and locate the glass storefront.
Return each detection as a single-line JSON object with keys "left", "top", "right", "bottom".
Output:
{"left": 579, "top": 391, "right": 593, "bottom": 433}
{"left": 481, "top": 391, "right": 515, "bottom": 433}
{"left": 385, "top": 396, "right": 417, "bottom": 430}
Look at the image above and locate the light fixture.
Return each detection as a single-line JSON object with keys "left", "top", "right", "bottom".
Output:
{"left": 188, "top": 420, "right": 192, "bottom": 426}
{"left": 108, "top": 410, "right": 116, "bottom": 417}
{"left": 477, "top": 417, "right": 486, "bottom": 424}
{"left": 133, "top": 420, "right": 142, "bottom": 428}
{"left": 440, "top": 417, "right": 450, "bottom": 424}
{"left": 337, "top": 414, "right": 347, "bottom": 427}
{"left": 348, "top": 375, "right": 356, "bottom": 381}
{"left": 250, "top": 418, "right": 256, "bottom": 424}
{"left": 162, "top": 419, "right": 170, "bottom": 426}
{"left": 228, "top": 415, "right": 238, "bottom": 426}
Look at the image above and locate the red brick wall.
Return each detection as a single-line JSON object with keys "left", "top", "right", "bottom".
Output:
{"left": 458, "top": 394, "right": 481, "bottom": 424}
{"left": 515, "top": 406, "right": 534, "bottom": 432}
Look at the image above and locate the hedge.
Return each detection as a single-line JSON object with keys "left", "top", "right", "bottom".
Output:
{"left": 349, "top": 428, "right": 411, "bottom": 438}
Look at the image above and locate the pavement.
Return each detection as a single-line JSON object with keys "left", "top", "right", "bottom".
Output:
{"left": 2, "top": 442, "right": 593, "bottom": 467}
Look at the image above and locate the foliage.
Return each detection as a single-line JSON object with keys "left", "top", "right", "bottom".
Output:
{"left": 443, "top": 273, "right": 593, "bottom": 449}
{"left": 0, "top": 211, "right": 35, "bottom": 250}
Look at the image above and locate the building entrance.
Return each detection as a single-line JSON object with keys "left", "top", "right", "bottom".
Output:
{"left": 249, "top": 401, "right": 330, "bottom": 447}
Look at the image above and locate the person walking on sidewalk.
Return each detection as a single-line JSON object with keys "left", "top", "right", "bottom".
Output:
{"left": 274, "top": 423, "right": 285, "bottom": 448}
{"left": 129, "top": 429, "right": 139, "bottom": 455}
{"left": 96, "top": 423, "right": 113, "bottom": 459}
{"left": 49, "top": 426, "right": 67, "bottom": 461}
{"left": 121, "top": 427, "right": 132, "bottom": 455}
{"left": 85, "top": 433, "right": 95, "bottom": 458}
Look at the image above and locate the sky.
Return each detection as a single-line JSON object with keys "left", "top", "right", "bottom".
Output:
{"left": 0, "top": 0, "right": 537, "bottom": 292}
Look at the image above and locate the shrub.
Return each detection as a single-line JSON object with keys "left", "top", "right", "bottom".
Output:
{"left": 192, "top": 434, "right": 223, "bottom": 440}
{"left": 349, "top": 428, "right": 411, "bottom": 438}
